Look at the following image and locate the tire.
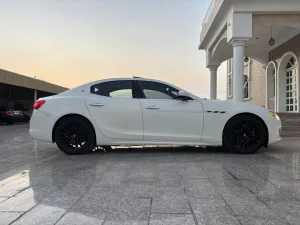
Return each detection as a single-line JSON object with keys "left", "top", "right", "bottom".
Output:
{"left": 54, "top": 116, "right": 95, "bottom": 155}
{"left": 223, "top": 115, "right": 266, "bottom": 154}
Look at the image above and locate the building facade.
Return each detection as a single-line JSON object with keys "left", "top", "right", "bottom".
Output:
{"left": 199, "top": 0, "right": 300, "bottom": 113}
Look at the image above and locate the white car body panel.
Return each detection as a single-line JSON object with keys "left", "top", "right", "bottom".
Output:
{"left": 139, "top": 98, "right": 204, "bottom": 141}
{"left": 86, "top": 94, "right": 143, "bottom": 140}
{"left": 29, "top": 78, "right": 281, "bottom": 148}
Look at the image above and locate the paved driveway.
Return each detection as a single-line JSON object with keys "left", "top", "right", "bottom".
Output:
{"left": 0, "top": 124, "right": 300, "bottom": 225}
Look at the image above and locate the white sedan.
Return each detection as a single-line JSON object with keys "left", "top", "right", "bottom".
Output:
{"left": 29, "top": 78, "right": 281, "bottom": 155}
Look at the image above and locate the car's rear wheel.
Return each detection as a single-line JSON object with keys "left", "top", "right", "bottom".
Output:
{"left": 54, "top": 116, "right": 95, "bottom": 155}
{"left": 223, "top": 115, "right": 266, "bottom": 154}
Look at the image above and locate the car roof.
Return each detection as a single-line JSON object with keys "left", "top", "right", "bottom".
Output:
{"left": 88, "top": 77, "right": 179, "bottom": 87}
{"left": 58, "top": 77, "right": 188, "bottom": 98}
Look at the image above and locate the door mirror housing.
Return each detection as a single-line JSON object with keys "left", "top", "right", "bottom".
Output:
{"left": 177, "top": 91, "right": 192, "bottom": 101}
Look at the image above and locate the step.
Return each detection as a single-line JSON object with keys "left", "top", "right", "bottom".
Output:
{"left": 278, "top": 113, "right": 300, "bottom": 116}
{"left": 281, "top": 122, "right": 300, "bottom": 125}
{"left": 280, "top": 131, "right": 300, "bottom": 137}
{"left": 281, "top": 126, "right": 300, "bottom": 132}
{"left": 281, "top": 121, "right": 300, "bottom": 125}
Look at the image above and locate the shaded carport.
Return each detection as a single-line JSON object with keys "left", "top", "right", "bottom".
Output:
{"left": 0, "top": 68, "right": 68, "bottom": 116}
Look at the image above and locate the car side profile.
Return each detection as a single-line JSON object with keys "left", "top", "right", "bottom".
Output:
{"left": 29, "top": 78, "right": 281, "bottom": 155}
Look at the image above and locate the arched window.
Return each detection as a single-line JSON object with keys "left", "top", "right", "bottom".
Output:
{"left": 285, "top": 57, "right": 297, "bottom": 112}
{"left": 272, "top": 69, "right": 276, "bottom": 97}
{"left": 286, "top": 57, "right": 296, "bottom": 69}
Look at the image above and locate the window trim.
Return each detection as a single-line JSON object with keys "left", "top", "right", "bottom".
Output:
{"left": 137, "top": 80, "right": 180, "bottom": 100}
{"left": 227, "top": 59, "right": 233, "bottom": 98}
{"left": 136, "top": 80, "right": 193, "bottom": 100}
{"left": 90, "top": 80, "right": 136, "bottom": 99}
{"left": 244, "top": 59, "right": 252, "bottom": 101}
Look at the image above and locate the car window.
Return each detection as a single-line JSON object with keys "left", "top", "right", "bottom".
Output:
{"left": 138, "top": 81, "right": 179, "bottom": 99}
{"left": 91, "top": 81, "right": 133, "bottom": 98}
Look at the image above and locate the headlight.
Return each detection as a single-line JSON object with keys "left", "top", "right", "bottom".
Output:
{"left": 269, "top": 111, "right": 280, "bottom": 120}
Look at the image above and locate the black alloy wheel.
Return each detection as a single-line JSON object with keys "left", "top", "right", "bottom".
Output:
{"left": 224, "top": 115, "right": 266, "bottom": 154}
{"left": 54, "top": 116, "right": 95, "bottom": 155}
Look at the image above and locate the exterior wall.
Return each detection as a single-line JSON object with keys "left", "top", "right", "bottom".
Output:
{"left": 248, "top": 60, "right": 266, "bottom": 107}
{"left": 269, "top": 34, "right": 300, "bottom": 63}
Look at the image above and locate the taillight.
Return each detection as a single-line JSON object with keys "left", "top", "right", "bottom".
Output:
{"left": 6, "top": 111, "right": 13, "bottom": 115}
{"left": 33, "top": 100, "right": 45, "bottom": 110}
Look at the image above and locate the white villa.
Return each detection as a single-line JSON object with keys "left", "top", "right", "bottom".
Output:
{"left": 199, "top": 0, "right": 300, "bottom": 113}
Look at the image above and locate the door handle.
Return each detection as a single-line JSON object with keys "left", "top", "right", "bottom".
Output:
{"left": 89, "top": 103, "right": 104, "bottom": 107}
{"left": 145, "top": 106, "right": 159, "bottom": 110}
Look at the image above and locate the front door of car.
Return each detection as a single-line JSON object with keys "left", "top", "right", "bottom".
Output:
{"left": 137, "top": 81, "right": 204, "bottom": 141}
{"left": 86, "top": 80, "right": 143, "bottom": 140}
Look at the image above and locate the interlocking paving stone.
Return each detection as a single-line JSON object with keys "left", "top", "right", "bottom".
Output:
{"left": 178, "top": 164, "right": 207, "bottom": 179}
{"left": 0, "top": 186, "right": 57, "bottom": 212}
{"left": 189, "top": 198, "right": 234, "bottom": 217}
{"left": 151, "top": 195, "right": 190, "bottom": 214}
{"left": 0, "top": 177, "right": 30, "bottom": 197}
{"left": 183, "top": 178, "right": 223, "bottom": 199}
{"left": 103, "top": 198, "right": 151, "bottom": 225}
{"left": 156, "top": 173, "right": 183, "bottom": 187}
{"left": 240, "top": 178, "right": 294, "bottom": 201}
{"left": 11, "top": 204, "right": 66, "bottom": 225}
{"left": 237, "top": 216, "right": 290, "bottom": 225}
{"left": 149, "top": 214, "right": 196, "bottom": 225}
{"left": 0, "top": 197, "right": 7, "bottom": 203}
{"left": 229, "top": 200, "right": 280, "bottom": 219}
{"left": 264, "top": 200, "right": 300, "bottom": 225}
{"left": 0, "top": 125, "right": 300, "bottom": 225}
{"left": 56, "top": 212, "right": 106, "bottom": 225}
{"left": 0, "top": 212, "right": 23, "bottom": 225}
{"left": 196, "top": 214, "right": 241, "bottom": 225}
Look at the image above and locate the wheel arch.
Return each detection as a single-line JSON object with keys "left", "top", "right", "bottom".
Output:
{"left": 222, "top": 112, "right": 269, "bottom": 148}
{"left": 52, "top": 113, "right": 96, "bottom": 143}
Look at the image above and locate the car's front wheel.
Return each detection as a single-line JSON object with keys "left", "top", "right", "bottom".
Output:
{"left": 54, "top": 116, "right": 95, "bottom": 155}
{"left": 223, "top": 115, "right": 266, "bottom": 154}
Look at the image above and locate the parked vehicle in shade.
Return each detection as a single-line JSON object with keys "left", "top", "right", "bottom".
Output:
{"left": 0, "top": 109, "right": 25, "bottom": 125}
{"left": 29, "top": 78, "right": 282, "bottom": 155}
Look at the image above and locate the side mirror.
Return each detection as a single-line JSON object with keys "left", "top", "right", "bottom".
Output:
{"left": 177, "top": 91, "right": 192, "bottom": 101}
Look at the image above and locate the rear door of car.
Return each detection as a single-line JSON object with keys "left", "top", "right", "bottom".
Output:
{"left": 85, "top": 80, "right": 144, "bottom": 140}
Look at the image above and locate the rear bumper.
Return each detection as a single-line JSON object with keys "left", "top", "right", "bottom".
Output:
{"left": 29, "top": 110, "right": 54, "bottom": 143}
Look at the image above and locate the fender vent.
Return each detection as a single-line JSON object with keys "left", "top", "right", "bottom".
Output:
{"left": 206, "top": 111, "right": 226, "bottom": 114}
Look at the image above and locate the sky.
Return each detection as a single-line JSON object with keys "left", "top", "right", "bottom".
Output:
{"left": 0, "top": 0, "right": 226, "bottom": 99}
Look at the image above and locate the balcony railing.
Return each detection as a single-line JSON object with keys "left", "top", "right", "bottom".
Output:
{"left": 200, "top": 0, "right": 224, "bottom": 44}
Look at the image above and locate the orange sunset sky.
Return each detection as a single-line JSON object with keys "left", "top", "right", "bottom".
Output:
{"left": 1, "top": 0, "right": 227, "bottom": 99}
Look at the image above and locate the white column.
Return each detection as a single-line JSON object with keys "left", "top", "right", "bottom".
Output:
{"left": 34, "top": 90, "right": 37, "bottom": 101}
{"left": 232, "top": 40, "right": 246, "bottom": 102}
{"left": 209, "top": 66, "right": 218, "bottom": 99}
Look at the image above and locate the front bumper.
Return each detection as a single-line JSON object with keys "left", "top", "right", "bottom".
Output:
{"left": 267, "top": 119, "right": 282, "bottom": 145}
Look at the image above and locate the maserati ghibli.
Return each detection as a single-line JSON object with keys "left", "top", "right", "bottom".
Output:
{"left": 29, "top": 78, "right": 281, "bottom": 155}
